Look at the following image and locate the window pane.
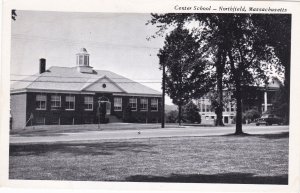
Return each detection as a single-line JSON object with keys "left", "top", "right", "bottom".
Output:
{"left": 51, "top": 95, "right": 61, "bottom": 109}
{"left": 36, "top": 94, "right": 46, "bottom": 110}
{"left": 84, "top": 55, "right": 89, "bottom": 66}
{"left": 41, "top": 101, "right": 46, "bottom": 109}
{"left": 84, "top": 96, "right": 93, "bottom": 110}
{"left": 66, "top": 96, "right": 75, "bottom": 110}
{"left": 114, "top": 97, "right": 122, "bottom": 111}
{"left": 79, "top": 55, "right": 83, "bottom": 65}
{"left": 140, "top": 98, "right": 148, "bottom": 111}
{"left": 129, "top": 98, "right": 137, "bottom": 111}
{"left": 66, "top": 96, "right": 75, "bottom": 102}
{"left": 36, "top": 94, "right": 46, "bottom": 101}
{"left": 151, "top": 98, "right": 158, "bottom": 111}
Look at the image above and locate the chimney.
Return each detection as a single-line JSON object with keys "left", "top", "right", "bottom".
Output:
{"left": 39, "top": 58, "right": 46, "bottom": 74}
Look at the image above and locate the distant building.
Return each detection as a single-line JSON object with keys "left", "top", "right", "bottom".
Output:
{"left": 196, "top": 78, "right": 282, "bottom": 125}
{"left": 10, "top": 48, "right": 162, "bottom": 129}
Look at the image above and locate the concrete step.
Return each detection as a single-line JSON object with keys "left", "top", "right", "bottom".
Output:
{"left": 107, "top": 115, "right": 122, "bottom": 123}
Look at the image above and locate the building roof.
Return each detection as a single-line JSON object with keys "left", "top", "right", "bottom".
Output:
{"left": 11, "top": 66, "right": 161, "bottom": 96}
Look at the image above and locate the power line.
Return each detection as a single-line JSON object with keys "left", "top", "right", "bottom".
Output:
{"left": 10, "top": 79, "right": 161, "bottom": 84}
{"left": 11, "top": 33, "right": 160, "bottom": 50}
{"left": 10, "top": 73, "right": 161, "bottom": 81}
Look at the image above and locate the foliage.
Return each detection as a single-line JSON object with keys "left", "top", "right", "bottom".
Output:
{"left": 252, "top": 15, "right": 291, "bottom": 125}
{"left": 166, "top": 110, "right": 178, "bottom": 123}
{"left": 123, "top": 105, "right": 136, "bottom": 123}
{"left": 158, "top": 26, "right": 212, "bottom": 125}
{"left": 208, "top": 90, "right": 233, "bottom": 121}
{"left": 243, "top": 109, "right": 261, "bottom": 123}
{"left": 150, "top": 13, "right": 289, "bottom": 134}
{"left": 158, "top": 27, "right": 211, "bottom": 106}
{"left": 182, "top": 101, "right": 201, "bottom": 124}
{"left": 270, "top": 85, "right": 289, "bottom": 124}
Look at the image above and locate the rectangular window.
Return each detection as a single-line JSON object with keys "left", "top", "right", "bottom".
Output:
{"left": 114, "top": 97, "right": 122, "bottom": 111}
{"left": 79, "top": 55, "right": 84, "bottom": 65}
{"left": 36, "top": 94, "right": 46, "bottom": 110}
{"left": 231, "top": 102, "right": 235, "bottom": 112}
{"left": 150, "top": 98, "right": 158, "bottom": 111}
{"left": 129, "top": 98, "right": 137, "bottom": 111}
{"left": 51, "top": 95, "right": 61, "bottom": 110}
{"left": 140, "top": 98, "right": 148, "bottom": 111}
{"left": 84, "top": 96, "right": 93, "bottom": 110}
{"left": 84, "top": 55, "right": 89, "bottom": 66}
{"left": 226, "top": 105, "right": 230, "bottom": 112}
{"left": 201, "top": 104, "right": 205, "bottom": 112}
{"left": 65, "top": 95, "right": 75, "bottom": 110}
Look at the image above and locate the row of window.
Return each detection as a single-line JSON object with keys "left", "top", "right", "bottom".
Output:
{"left": 77, "top": 54, "right": 89, "bottom": 66}
{"left": 35, "top": 94, "right": 159, "bottom": 111}
{"left": 127, "top": 98, "right": 158, "bottom": 111}
{"left": 203, "top": 115, "right": 234, "bottom": 120}
{"left": 198, "top": 103, "right": 235, "bottom": 112}
{"left": 36, "top": 95, "right": 76, "bottom": 110}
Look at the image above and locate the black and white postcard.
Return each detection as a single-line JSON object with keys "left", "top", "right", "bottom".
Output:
{"left": 1, "top": 0, "right": 300, "bottom": 193}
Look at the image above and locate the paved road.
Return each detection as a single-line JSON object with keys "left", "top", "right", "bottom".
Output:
{"left": 10, "top": 125, "right": 289, "bottom": 144}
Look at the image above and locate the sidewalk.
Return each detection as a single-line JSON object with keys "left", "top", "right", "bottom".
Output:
{"left": 10, "top": 125, "right": 289, "bottom": 144}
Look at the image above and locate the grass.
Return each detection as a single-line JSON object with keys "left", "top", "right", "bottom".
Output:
{"left": 9, "top": 132, "right": 288, "bottom": 184}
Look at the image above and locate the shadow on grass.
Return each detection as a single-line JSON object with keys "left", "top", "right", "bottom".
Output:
{"left": 10, "top": 141, "right": 157, "bottom": 156}
{"left": 125, "top": 172, "right": 288, "bottom": 185}
{"left": 256, "top": 132, "right": 289, "bottom": 139}
{"left": 222, "top": 132, "right": 289, "bottom": 139}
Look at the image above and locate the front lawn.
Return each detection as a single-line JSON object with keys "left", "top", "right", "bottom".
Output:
{"left": 9, "top": 132, "right": 288, "bottom": 184}
{"left": 10, "top": 123, "right": 181, "bottom": 137}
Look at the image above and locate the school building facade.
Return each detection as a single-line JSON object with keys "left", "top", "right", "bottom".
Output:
{"left": 10, "top": 48, "right": 162, "bottom": 129}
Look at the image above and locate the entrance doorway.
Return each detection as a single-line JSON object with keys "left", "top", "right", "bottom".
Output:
{"left": 106, "top": 102, "right": 111, "bottom": 115}
{"left": 98, "top": 97, "right": 111, "bottom": 115}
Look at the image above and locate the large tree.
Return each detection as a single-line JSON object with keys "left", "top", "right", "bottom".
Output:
{"left": 151, "top": 13, "right": 284, "bottom": 134}
{"left": 150, "top": 14, "right": 235, "bottom": 126}
{"left": 158, "top": 27, "right": 211, "bottom": 125}
{"left": 251, "top": 14, "right": 291, "bottom": 124}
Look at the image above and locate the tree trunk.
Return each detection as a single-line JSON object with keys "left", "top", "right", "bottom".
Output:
{"left": 227, "top": 49, "right": 243, "bottom": 135}
{"left": 178, "top": 104, "right": 182, "bottom": 126}
{"left": 215, "top": 66, "right": 224, "bottom": 126}
{"left": 215, "top": 50, "right": 225, "bottom": 126}
{"left": 235, "top": 78, "right": 243, "bottom": 135}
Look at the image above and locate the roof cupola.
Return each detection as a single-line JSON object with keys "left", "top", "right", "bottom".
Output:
{"left": 76, "top": 48, "right": 93, "bottom": 73}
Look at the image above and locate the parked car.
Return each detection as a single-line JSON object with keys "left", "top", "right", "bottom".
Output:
{"left": 256, "top": 114, "right": 283, "bottom": 126}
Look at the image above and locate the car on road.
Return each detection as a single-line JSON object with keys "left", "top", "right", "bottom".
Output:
{"left": 256, "top": 114, "right": 283, "bottom": 126}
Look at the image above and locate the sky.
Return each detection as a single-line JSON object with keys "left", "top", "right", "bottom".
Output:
{"left": 11, "top": 10, "right": 175, "bottom": 104}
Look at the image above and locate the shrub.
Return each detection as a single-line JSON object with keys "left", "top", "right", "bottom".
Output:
{"left": 123, "top": 105, "right": 137, "bottom": 123}
{"left": 243, "top": 109, "right": 261, "bottom": 123}
{"left": 166, "top": 110, "right": 178, "bottom": 123}
{"left": 182, "top": 101, "right": 201, "bottom": 124}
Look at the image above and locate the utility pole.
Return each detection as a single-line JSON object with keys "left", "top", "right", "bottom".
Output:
{"left": 97, "top": 99, "right": 101, "bottom": 130}
{"left": 161, "top": 57, "right": 165, "bottom": 128}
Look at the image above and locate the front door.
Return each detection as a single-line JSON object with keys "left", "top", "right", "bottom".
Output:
{"left": 106, "top": 102, "right": 111, "bottom": 115}
{"left": 98, "top": 96, "right": 111, "bottom": 115}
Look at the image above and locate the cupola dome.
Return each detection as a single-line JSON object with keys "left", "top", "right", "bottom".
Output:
{"left": 76, "top": 48, "right": 93, "bottom": 73}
